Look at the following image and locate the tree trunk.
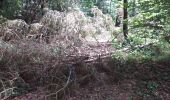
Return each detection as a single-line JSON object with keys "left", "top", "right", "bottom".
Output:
{"left": 132, "top": 0, "right": 136, "bottom": 16}
{"left": 123, "top": 0, "right": 128, "bottom": 39}
{"left": 0, "top": 0, "right": 4, "bottom": 9}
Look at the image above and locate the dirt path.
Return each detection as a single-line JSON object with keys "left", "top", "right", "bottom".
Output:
{"left": 84, "top": 31, "right": 113, "bottom": 42}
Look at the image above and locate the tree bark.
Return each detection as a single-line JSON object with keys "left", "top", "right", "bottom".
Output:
{"left": 0, "top": 0, "right": 4, "bottom": 9}
{"left": 123, "top": 0, "right": 128, "bottom": 39}
{"left": 132, "top": 0, "right": 136, "bottom": 16}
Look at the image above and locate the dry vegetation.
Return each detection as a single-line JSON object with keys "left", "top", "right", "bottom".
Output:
{"left": 0, "top": 8, "right": 118, "bottom": 100}
{"left": 0, "top": 7, "right": 169, "bottom": 100}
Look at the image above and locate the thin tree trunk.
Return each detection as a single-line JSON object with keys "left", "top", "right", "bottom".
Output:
{"left": 123, "top": 0, "right": 128, "bottom": 39}
{"left": 0, "top": 0, "right": 4, "bottom": 9}
{"left": 132, "top": 0, "right": 136, "bottom": 16}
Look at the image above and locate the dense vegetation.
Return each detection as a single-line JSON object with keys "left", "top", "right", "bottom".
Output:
{"left": 0, "top": 0, "right": 169, "bottom": 100}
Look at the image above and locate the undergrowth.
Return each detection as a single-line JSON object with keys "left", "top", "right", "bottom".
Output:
{"left": 112, "top": 37, "right": 170, "bottom": 99}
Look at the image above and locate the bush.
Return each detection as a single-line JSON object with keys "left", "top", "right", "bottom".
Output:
{"left": 0, "top": 0, "right": 22, "bottom": 19}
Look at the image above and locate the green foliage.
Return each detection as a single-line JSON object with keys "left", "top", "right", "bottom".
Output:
{"left": 80, "top": 0, "right": 118, "bottom": 19}
{"left": 129, "top": 0, "right": 170, "bottom": 30}
{"left": 48, "top": 0, "right": 68, "bottom": 11}
{"left": 0, "top": 0, "right": 22, "bottom": 19}
{"left": 146, "top": 82, "right": 159, "bottom": 91}
{"left": 123, "top": 0, "right": 170, "bottom": 63}
{"left": 113, "top": 40, "right": 170, "bottom": 63}
{"left": 0, "top": 15, "right": 7, "bottom": 24}
{"left": 81, "top": 0, "right": 94, "bottom": 8}
{"left": 136, "top": 81, "right": 160, "bottom": 100}
{"left": 80, "top": 0, "right": 95, "bottom": 16}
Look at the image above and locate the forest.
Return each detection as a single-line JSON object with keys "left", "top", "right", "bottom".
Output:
{"left": 0, "top": 0, "right": 170, "bottom": 100}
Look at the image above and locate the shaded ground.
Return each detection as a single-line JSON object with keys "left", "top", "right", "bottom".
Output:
{"left": 67, "top": 80, "right": 170, "bottom": 100}
{"left": 11, "top": 79, "right": 170, "bottom": 100}
{"left": 1, "top": 34, "right": 169, "bottom": 100}
{"left": 0, "top": 10, "right": 169, "bottom": 100}
{"left": 9, "top": 57, "right": 170, "bottom": 100}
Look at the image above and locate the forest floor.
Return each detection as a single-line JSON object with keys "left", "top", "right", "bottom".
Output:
{"left": 9, "top": 40, "right": 170, "bottom": 100}
{"left": 67, "top": 78, "right": 170, "bottom": 100}
{"left": 12, "top": 74, "right": 170, "bottom": 100}
{"left": 1, "top": 17, "right": 169, "bottom": 100}
{"left": 2, "top": 31, "right": 169, "bottom": 100}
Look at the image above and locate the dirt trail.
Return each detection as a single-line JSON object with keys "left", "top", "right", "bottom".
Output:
{"left": 84, "top": 31, "right": 113, "bottom": 42}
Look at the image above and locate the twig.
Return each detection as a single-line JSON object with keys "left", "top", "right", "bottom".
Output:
{"left": 45, "top": 65, "right": 72, "bottom": 100}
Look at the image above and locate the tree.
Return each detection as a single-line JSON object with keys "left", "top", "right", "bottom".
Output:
{"left": 123, "top": 0, "right": 128, "bottom": 39}
{"left": 0, "top": 0, "right": 4, "bottom": 9}
{"left": 21, "top": 0, "right": 48, "bottom": 23}
{"left": 0, "top": 0, "right": 22, "bottom": 19}
{"left": 129, "top": 0, "right": 136, "bottom": 17}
